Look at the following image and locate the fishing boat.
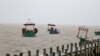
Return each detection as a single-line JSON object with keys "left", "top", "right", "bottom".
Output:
{"left": 95, "top": 31, "right": 100, "bottom": 36}
{"left": 77, "top": 26, "right": 88, "bottom": 46}
{"left": 22, "top": 19, "right": 38, "bottom": 37}
{"left": 47, "top": 24, "right": 59, "bottom": 34}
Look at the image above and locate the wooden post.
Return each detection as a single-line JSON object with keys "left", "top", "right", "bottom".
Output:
{"left": 90, "top": 41, "right": 94, "bottom": 56}
{"left": 65, "top": 49, "right": 67, "bottom": 56}
{"left": 28, "top": 51, "right": 31, "bottom": 56}
{"left": 75, "top": 47, "right": 78, "bottom": 56}
{"left": 62, "top": 45, "right": 64, "bottom": 53}
{"left": 56, "top": 46, "right": 59, "bottom": 54}
{"left": 93, "top": 41, "right": 97, "bottom": 56}
{"left": 67, "top": 44, "right": 69, "bottom": 51}
{"left": 96, "top": 39, "right": 98, "bottom": 56}
{"left": 19, "top": 52, "right": 23, "bottom": 56}
{"left": 6, "top": 53, "right": 10, "bottom": 56}
{"left": 95, "top": 39, "right": 99, "bottom": 56}
{"left": 14, "top": 55, "right": 18, "bottom": 56}
{"left": 98, "top": 39, "right": 100, "bottom": 56}
{"left": 80, "top": 45, "right": 82, "bottom": 56}
{"left": 36, "top": 49, "right": 39, "bottom": 56}
{"left": 84, "top": 42, "right": 87, "bottom": 56}
{"left": 75, "top": 43, "right": 77, "bottom": 47}
{"left": 50, "top": 47, "right": 53, "bottom": 56}
{"left": 46, "top": 53, "right": 48, "bottom": 56}
{"left": 43, "top": 49, "right": 46, "bottom": 56}
{"left": 87, "top": 40, "right": 90, "bottom": 56}
{"left": 52, "top": 52, "right": 55, "bottom": 56}
{"left": 75, "top": 43, "right": 78, "bottom": 56}
{"left": 92, "top": 39, "right": 95, "bottom": 56}
{"left": 97, "top": 39, "right": 100, "bottom": 56}
{"left": 70, "top": 43, "right": 73, "bottom": 56}
{"left": 58, "top": 50, "right": 61, "bottom": 56}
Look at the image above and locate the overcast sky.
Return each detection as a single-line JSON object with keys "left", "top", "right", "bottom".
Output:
{"left": 0, "top": 0, "right": 100, "bottom": 25}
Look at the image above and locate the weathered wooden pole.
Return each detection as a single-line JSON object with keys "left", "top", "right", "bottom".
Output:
{"left": 97, "top": 39, "right": 100, "bottom": 56}
{"left": 87, "top": 40, "right": 90, "bottom": 56}
{"left": 50, "top": 47, "right": 53, "bottom": 56}
{"left": 67, "top": 44, "right": 69, "bottom": 51}
{"left": 19, "top": 52, "right": 23, "bottom": 56}
{"left": 65, "top": 49, "right": 67, "bottom": 56}
{"left": 28, "top": 51, "right": 31, "bottom": 56}
{"left": 98, "top": 39, "right": 100, "bottom": 56}
{"left": 6, "top": 53, "right": 10, "bottom": 56}
{"left": 62, "top": 45, "right": 64, "bottom": 53}
{"left": 80, "top": 45, "right": 82, "bottom": 56}
{"left": 90, "top": 41, "right": 94, "bottom": 56}
{"left": 92, "top": 39, "right": 95, "bottom": 56}
{"left": 43, "top": 49, "right": 46, "bottom": 56}
{"left": 95, "top": 40, "right": 97, "bottom": 56}
{"left": 46, "top": 53, "right": 48, "bottom": 56}
{"left": 93, "top": 42, "right": 97, "bottom": 56}
{"left": 58, "top": 50, "right": 61, "bottom": 56}
{"left": 75, "top": 47, "right": 78, "bottom": 56}
{"left": 75, "top": 43, "right": 77, "bottom": 47}
{"left": 56, "top": 46, "right": 59, "bottom": 54}
{"left": 84, "top": 40, "right": 88, "bottom": 56}
{"left": 70, "top": 43, "right": 73, "bottom": 56}
{"left": 75, "top": 43, "right": 78, "bottom": 56}
{"left": 52, "top": 52, "right": 55, "bottom": 56}
{"left": 95, "top": 39, "right": 99, "bottom": 56}
{"left": 14, "top": 54, "right": 18, "bottom": 56}
{"left": 36, "top": 49, "right": 39, "bottom": 56}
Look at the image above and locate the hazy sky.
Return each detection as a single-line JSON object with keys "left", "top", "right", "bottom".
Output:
{"left": 0, "top": 0, "right": 100, "bottom": 25}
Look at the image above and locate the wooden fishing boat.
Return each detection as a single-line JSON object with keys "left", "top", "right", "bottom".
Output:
{"left": 47, "top": 24, "right": 59, "bottom": 34}
{"left": 95, "top": 31, "right": 100, "bottom": 36}
{"left": 22, "top": 19, "right": 38, "bottom": 37}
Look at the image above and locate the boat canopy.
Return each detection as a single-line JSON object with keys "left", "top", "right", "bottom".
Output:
{"left": 48, "top": 24, "right": 56, "bottom": 26}
{"left": 24, "top": 23, "right": 35, "bottom": 26}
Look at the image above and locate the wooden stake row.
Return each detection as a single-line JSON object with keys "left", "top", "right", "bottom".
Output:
{"left": 6, "top": 39, "right": 100, "bottom": 56}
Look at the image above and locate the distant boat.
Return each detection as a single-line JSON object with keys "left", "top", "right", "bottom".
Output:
{"left": 47, "top": 24, "right": 59, "bottom": 34}
{"left": 95, "top": 31, "right": 100, "bottom": 36}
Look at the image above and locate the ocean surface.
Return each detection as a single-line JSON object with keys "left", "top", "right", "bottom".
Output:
{"left": 0, "top": 24, "right": 100, "bottom": 56}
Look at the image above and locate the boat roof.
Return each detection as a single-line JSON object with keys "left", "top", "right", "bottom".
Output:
{"left": 24, "top": 23, "right": 35, "bottom": 26}
{"left": 48, "top": 24, "right": 56, "bottom": 26}
{"left": 79, "top": 26, "right": 88, "bottom": 31}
